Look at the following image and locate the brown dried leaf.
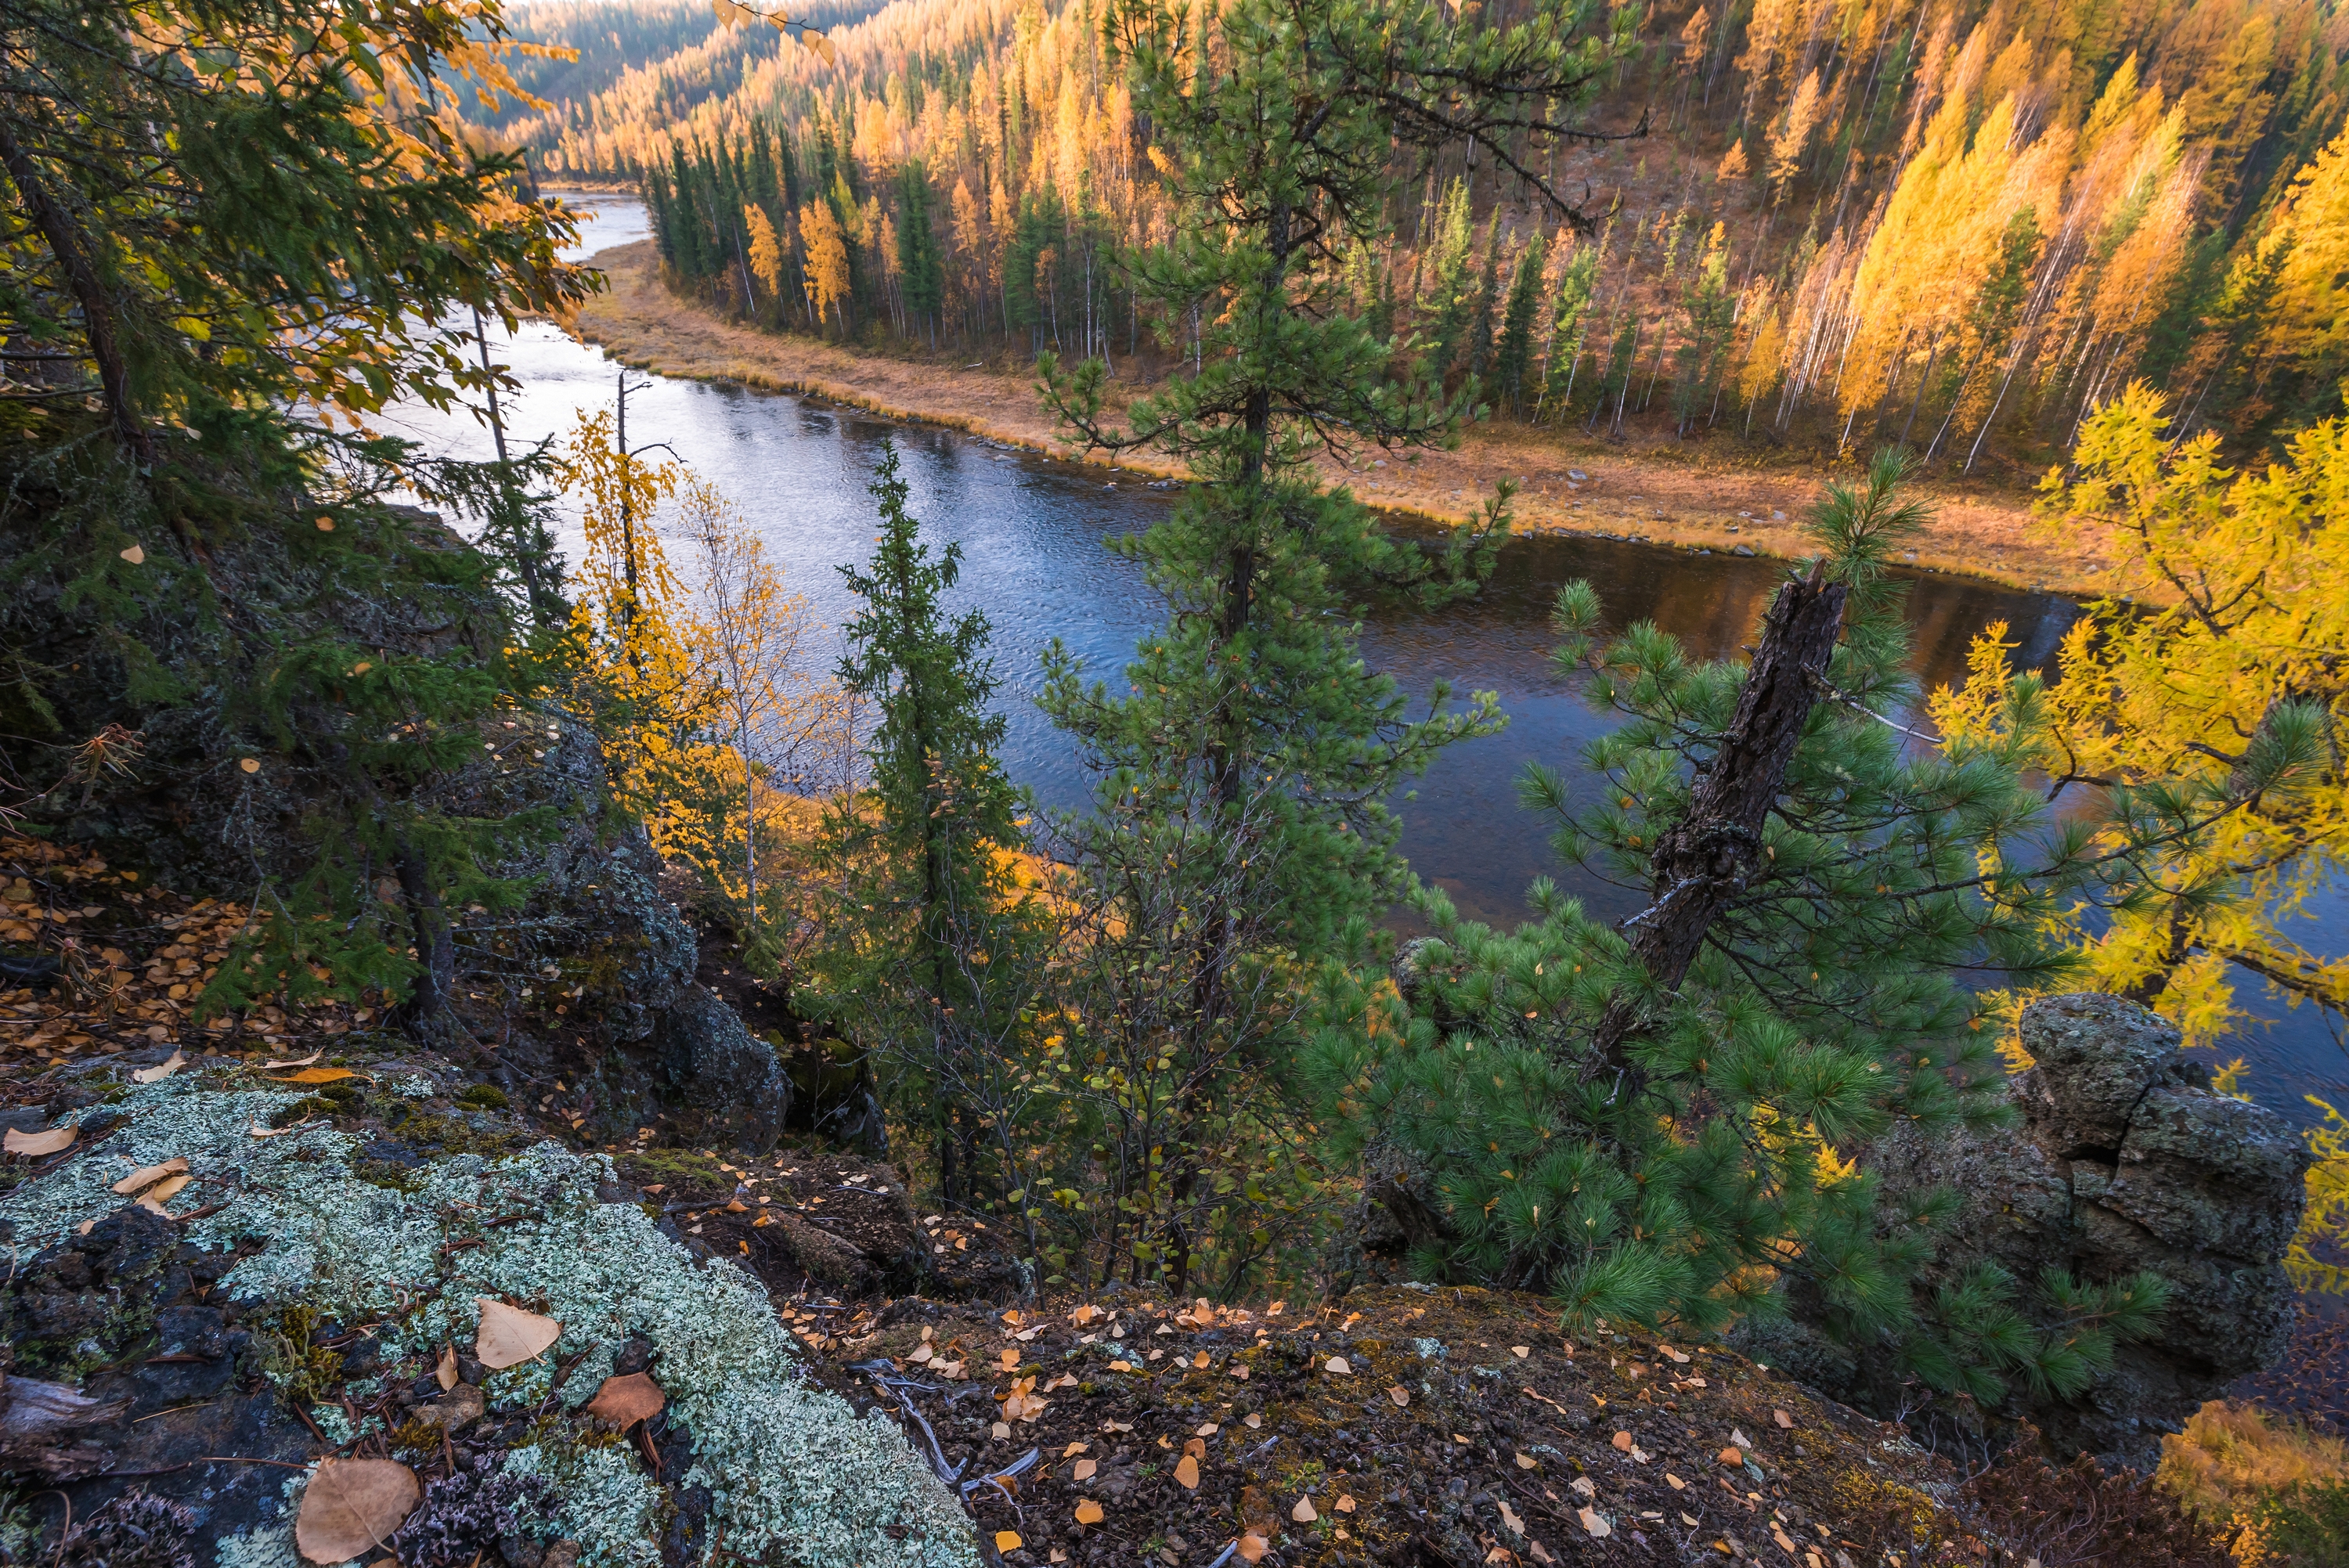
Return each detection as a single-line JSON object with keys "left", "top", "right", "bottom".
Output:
{"left": 131, "top": 1051, "right": 186, "bottom": 1084}
{"left": 250, "top": 1121, "right": 313, "bottom": 1139}
{"left": 1174, "top": 1454, "right": 1200, "bottom": 1490}
{"left": 1290, "top": 1497, "right": 1317, "bottom": 1523}
{"left": 1387, "top": 1386, "right": 1409, "bottom": 1408}
{"left": 474, "top": 1298, "right": 561, "bottom": 1368}
{"left": 1072, "top": 1458, "right": 1096, "bottom": 1480}
{"left": 4, "top": 1123, "right": 75, "bottom": 1158}
{"left": 1773, "top": 1408, "right": 1794, "bottom": 1429}
{"left": 262, "top": 1050, "right": 324, "bottom": 1069}
{"left": 1576, "top": 1506, "right": 1610, "bottom": 1539}
{"left": 295, "top": 1458, "right": 420, "bottom": 1563}
{"left": 583, "top": 1372, "right": 666, "bottom": 1428}
{"left": 1611, "top": 1431, "right": 1633, "bottom": 1451}
{"left": 1236, "top": 1535, "right": 1269, "bottom": 1565}
{"left": 435, "top": 1346, "right": 458, "bottom": 1392}
{"left": 112, "top": 1156, "right": 189, "bottom": 1195}
{"left": 1322, "top": 1356, "right": 1351, "bottom": 1375}
{"left": 134, "top": 1173, "right": 192, "bottom": 1214}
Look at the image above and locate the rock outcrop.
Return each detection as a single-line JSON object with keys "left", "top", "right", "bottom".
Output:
{"left": 1747, "top": 993, "right": 2311, "bottom": 1469}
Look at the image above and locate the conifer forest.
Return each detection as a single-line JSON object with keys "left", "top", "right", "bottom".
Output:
{"left": 2, "top": 0, "right": 2349, "bottom": 1561}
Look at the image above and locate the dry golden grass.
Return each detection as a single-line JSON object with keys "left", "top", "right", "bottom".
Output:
{"left": 566, "top": 240, "right": 2116, "bottom": 596}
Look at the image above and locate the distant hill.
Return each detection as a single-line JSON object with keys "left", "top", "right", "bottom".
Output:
{"left": 474, "top": 0, "right": 2349, "bottom": 475}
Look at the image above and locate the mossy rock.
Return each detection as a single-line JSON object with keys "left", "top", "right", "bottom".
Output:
{"left": 0, "top": 1077, "right": 978, "bottom": 1568}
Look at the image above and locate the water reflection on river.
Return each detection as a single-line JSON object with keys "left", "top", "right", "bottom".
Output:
{"left": 370, "top": 193, "right": 2343, "bottom": 1119}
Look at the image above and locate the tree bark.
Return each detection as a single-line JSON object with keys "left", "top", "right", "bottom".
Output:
{"left": 1590, "top": 561, "right": 1849, "bottom": 1087}
{"left": 0, "top": 119, "right": 150, "bottom": 465}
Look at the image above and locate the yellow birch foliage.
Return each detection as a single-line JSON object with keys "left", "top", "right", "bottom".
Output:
{"left": 1930, "top": 383, "right": 2349, "bottom": 1051}
{"left": 663, "top": 475, "right": 857, "bottom": 952}
{"left": 561, "top": 409, "right": 717, "bottom": 820}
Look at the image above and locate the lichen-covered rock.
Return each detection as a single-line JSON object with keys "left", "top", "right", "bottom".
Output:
{"left": 1746, "top": 993, "right": 2311, "bottom": 1470}
{"left": 0, "top": 1072, "right": 975, "bottom": 1568}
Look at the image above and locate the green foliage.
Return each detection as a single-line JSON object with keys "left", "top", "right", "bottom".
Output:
{"left": 1308, "top": 454, "right": 2164, "bottom": 1405}
{"left": 0, "top": 0, "right": 588, "bottom": 1036}
{"left": 0, "top": 0, "right": 590, "bottom": 456}
{"left": 1016, "top": 0, "right": 1633, "bottom": 1295}
{"left": 1492, "top": 233, "right": 1548, "bottom": 416}
{"left": 807, "top": 441, "right": 1044, "bottom": 1206}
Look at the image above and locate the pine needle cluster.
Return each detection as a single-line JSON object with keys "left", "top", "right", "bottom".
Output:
{"left": 1306, "top": 452, "right": 2170, "bottom": 1404}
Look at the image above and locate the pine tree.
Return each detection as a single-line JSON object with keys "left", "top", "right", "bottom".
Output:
{"left": 1034, "top": 0, "right": 1637, "bottom": 1293}
{"left": 1306, "top": 453, "right": 2174, "bottom": 1399}
{"left": 810, "top": 442, "right": 1041, "bottom": 1206}
{"left": 1671, "top": 222, "right": 1735, "bottom": 433}
{"left": 1535, "top": 240, "right": 1602, "bottom": 422}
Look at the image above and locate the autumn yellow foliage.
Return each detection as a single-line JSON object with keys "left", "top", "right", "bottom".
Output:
{"left": 1932, "top": 383, "right": 2348, "bottom": 1052}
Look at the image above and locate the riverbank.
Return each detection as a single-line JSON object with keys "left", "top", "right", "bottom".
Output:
{"left": 566, "top": 240, "right": 2116, "bottom": 597}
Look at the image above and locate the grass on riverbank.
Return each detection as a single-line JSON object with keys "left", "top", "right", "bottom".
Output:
{"left": 565, "top": 240, "right": 2118, "bottom": 597}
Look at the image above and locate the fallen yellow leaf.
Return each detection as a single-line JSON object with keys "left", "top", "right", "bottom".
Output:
{"left": 4, "top": 1123, "right": 75, "bottom": 1157}
{"left": 131, "top": 1051, "right": 186, "bottom": 1084}
{"left": 294, "top": 1458, "right": 420, "bottom": 1563}
{"left": 271, "top": 1067, "right": 359, "bottom": 1085}
{"left": 1322, "top": 1356, "right": 1351, "bottom": 1375}
{"left": 135, "top": 1173, "right": 192, "bottom": 1213}
{"left": 1174, "top": 1454, "right": 1200, "bottom": 1489}
{"left": 994, "top": 1531, "right": 1022, "bottom": 1553}
{"left": 1073, "top": 1500, "right": 1102, "bottom": 1526}
{"left": 584, "top": 1372, "right": 666, "bottom": 1428}
{"left": 112, "top": 1156, "right": 190, "bottom": 1195}
{"left": 474, "top": 1298, "right": 561, "bottom": 1368}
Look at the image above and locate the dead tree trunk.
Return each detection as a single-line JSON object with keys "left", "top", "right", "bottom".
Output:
{"left": 1589, "top": 561, "right": 1849, "bottom": 1092}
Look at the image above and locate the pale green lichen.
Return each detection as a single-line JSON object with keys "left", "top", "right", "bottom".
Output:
{"left": 212, "top": 1476, "right": 305, "bottom": 1568}
{"left": 1, "top": 1076, "right": 976, "bottom": 1568}
{"left": 505, "top": 1442, "right": 665, "bottom": 1568}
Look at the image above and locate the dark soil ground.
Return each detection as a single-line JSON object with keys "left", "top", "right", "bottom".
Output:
{"left": 774, "top": 1284, "right": 1972, "bottom": 1567}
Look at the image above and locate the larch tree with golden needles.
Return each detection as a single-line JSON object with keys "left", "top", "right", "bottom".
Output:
{"left": 1932, "top": 384, "right": 2346, "bottom": 1058}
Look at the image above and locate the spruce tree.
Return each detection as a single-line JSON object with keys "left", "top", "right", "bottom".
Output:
{"left": 1463, "top": 219, "right": 1506, "bottom": 391}
{"left": 1493, "top": 232, "right": 1549, "bottom": 416}
{"left": 0, "top": 0, "right": 592, "bottom": 1040}
{"left": 809, "top": 442, "right": 1041, "bottom": 1206}
{"left": 1306, "top": 453, "right": 2173, "bottom": 1400}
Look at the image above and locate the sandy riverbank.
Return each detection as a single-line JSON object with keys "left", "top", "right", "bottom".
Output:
{"left": 565, "top": 240, "right": 2116, "bottom": 598}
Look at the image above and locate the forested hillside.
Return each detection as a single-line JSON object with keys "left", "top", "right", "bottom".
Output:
{"left": 483, "top": 0, "right": 2349, "bottom": 473}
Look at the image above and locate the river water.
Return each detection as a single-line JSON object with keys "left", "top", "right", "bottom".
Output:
{"left": 377, "top": 193, "right": 2345, "bottom": 1121}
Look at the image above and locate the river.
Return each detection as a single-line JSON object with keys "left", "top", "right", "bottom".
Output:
{"left": 374, "top": 193, "right": 2345, "bottom": 1123}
